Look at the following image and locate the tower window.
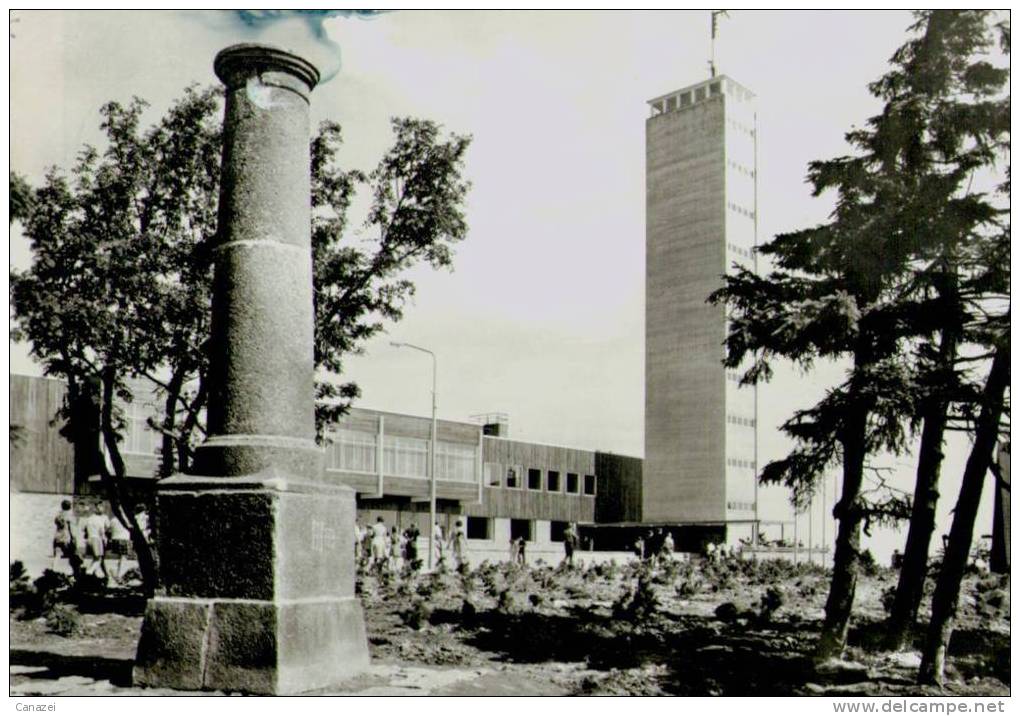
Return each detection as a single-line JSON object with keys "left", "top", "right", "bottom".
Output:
{"left": 695, "top": 87, "right": 706, "bottom": 102}
{"left": 709, "top": 82, "right": 721, "bottom": 96}
{"left": 680, "top": 92, "right": 692, "bottom": 107}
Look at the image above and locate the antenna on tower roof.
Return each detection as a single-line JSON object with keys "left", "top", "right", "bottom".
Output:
{"left": 709, "top": 10, "right": 729, "bottom": 78}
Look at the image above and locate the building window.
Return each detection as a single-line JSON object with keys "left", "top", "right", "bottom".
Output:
{"left": 506, "top": 465, "right": 521, "bottom": 489}
{"left": 726, "top": 414, "right": 757, "bottom": 428}
{"left": 327, "top": 428, "right": 377, "bottom": 473}
{"left": 484, "top": 462, "right": 501, "bottom": 487}
{"left": 679, "top": 92, "right": 692, "bottom": 107}
{"left": 467, "top": 517, "right": 491, "bottom": 540}
{"left": 695, "top": 87, "right": 706, "bottom": 102}
{"left": 123, "top": 400, "right": 162, "bottom": 456}
{"left": 383, "top": 435, "right": 428, "bottom": 478}
{"left": 566, "top": 473, "right": 579, "bottom": 494}
{"left": 709, "top": 82, "right": 721, "bottom": 96}
{"left": 437, "top": 441, "right": 477, "bottom": 483}
{"left": 547, "top": 470, "right": 561, "bottom": 492}
{"left": 550, "top": 521, "right": 568, "bottom": 542}
{"left": 527, "top": 468, "right": 542, "bottom": 490}
{"left": 584, "top": 474, "right": 596, "bottom": 496}
{"left": 510, "top": 519, "right": 533, "bottom": 542}
{"left": 665, "top": 96, "right": 676, "bottom": 112}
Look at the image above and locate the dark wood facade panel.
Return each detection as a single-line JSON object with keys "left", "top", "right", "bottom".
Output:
{"left": 595, "top": 452, "right": 643, "bottom": 523}
{"left": 462, "top": 486, "right": 595, "bottom": 522}
{"left": 482, "top": 437, "right": 596, "bottom": 475}
{"left": 10, "top": 376, "right": 74, "bottom": 494}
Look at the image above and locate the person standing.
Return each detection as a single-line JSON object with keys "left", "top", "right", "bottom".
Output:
{"left": 450, "top": 519, "right": 467, "bottom": 568}
{"left": 634, "top": 535, "right": 645, "bottom": 561}
{"left": 51, "top": 499, "right": 82, "bottom": 577}
{"left": 515, "top": 535, "right": 527, "bottom": 567}
{"left": 662, "top": 531, "right": 675, "bottom": 560}
{"left": 433, "top": 521, "right": 446, "bottom": 566}
{"left": 107, "top": 513, "right": 132, "bottom": 581}
{"left": 370, "top": 516, "right": 388, "bottom": 570}
{"left": 563, "top": 523, "right": 578, "bottom": 568}
{"left": 404, "top": 522, "right": 420, "bottom": 569}
{"left": 82, "top": 504, "right": 110, "bottom": 580}
{"left": 389, "top": 526, "right": 404, "bottom": 573}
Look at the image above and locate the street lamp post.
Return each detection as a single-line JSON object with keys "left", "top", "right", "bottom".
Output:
{"left": 391, "top": 342, "right": 438, "bottom": 570}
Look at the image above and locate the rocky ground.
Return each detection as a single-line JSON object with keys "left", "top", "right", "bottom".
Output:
{"left": 8, "top": 557, "right": 1010, "bottom": 696}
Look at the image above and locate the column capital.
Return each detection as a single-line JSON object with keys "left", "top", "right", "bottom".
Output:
{"left": 214, "top": 43, "right": 320, "bottom": 94}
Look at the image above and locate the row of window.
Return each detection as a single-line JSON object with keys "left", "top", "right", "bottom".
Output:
{"left": 727, "top": 201, "right": 756, "bottom": 220}
{"left": 488, "top": 463, "right": 596, "bottom": 496}
{"left": 728, "top": 118, "right": 756, "bottom": 138}
{"left": 326, "top": 428, "right": 477, "bottom": 483}
{"left": 726, "top": 159, "right": 755, "bottom": 178}
{"left": 650, "top": 81, "right": 725, "bottom": 116}
{"left": 726, "top": 414, "right": 757, "bottom": 428}
{"left": 727, "top": 242, "right": 754, "bottom": 259}
{"left": 726, "top": 457, "right": 756, "bottom": 470}
{"left": 727, "top": 500, "right": 756, "bottom": 512}
{"left": 466, "top": 518, "right": 577, "bottom": 543}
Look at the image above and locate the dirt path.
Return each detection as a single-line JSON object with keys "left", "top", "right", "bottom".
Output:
{"left": 9, "top": 558, "right": 1010, "bottom": 696}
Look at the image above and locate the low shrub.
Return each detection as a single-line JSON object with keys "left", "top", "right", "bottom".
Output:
{"left": 45, "top": 604, "right": 81, "bottom": 637}
{"left": 10, "top": 561, "right": 31, "bottom": 597}
{"left": 758, "top": 586, "right": 785, "bottom": 622}
{"left": 714, "top": 601, "right": 739, "bottom": 622}
{"left": 497, "top": 589, "right": 515, "bottom": 613}
{"left": 591, "top": 559, "right": 618, "bottom": 581}
{"left": 400, "top": 599, "right": 432, "bottom": 630}
{"left": 612, "top": 567, "right": 660, "bottom": 623}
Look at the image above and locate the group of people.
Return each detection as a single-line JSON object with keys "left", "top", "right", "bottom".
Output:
{"left": 52, "top": 499, "right": 148, "bottom": 583}
{"left": 355, "top": 517, "right": 468, "bottom": 572}
{"left": 633, "top": 527, "right": 675, "bottom": 561}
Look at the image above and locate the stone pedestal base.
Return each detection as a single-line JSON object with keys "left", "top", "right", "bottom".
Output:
{"left": 134, "top": 595, "right": 368, "bottom": 694}
{"left": 133, "top": 475, "right": 369, "bottom": 694}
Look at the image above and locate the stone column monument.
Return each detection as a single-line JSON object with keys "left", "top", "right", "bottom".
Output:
{"left": 134, "top": 44, "right": 369, "bottom": 695}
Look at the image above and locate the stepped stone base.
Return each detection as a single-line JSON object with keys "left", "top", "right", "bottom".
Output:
{"left": 133, "top": 477, "right": 368, "bottom": 694}
{"left": 134, "top": 595, "right": 368, "bottom": 694}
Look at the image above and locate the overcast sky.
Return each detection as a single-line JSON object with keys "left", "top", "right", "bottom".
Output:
{"left": 9, "top": 10, "right": 1004, "bottom": 562}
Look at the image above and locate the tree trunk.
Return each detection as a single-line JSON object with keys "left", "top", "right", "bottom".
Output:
{"left": 177, "top": 376, "right": 208, "bottom": 473}
{"left": 159, "top": 368, "right": 186, "bottom": 478}
{"left": 98, "top": 367, "right": 158, "bottom": 596}
{"left": 815, "top": 400, "right": 869, "bottom": 660}
{"left": 885, "top": 323, "right": 958, "bottom": 651}
{"left": 64, "top": 374, "right": 102, "bottom": 494}
{"left": 918, "top": 340, "right": 1009, "bottom": 685}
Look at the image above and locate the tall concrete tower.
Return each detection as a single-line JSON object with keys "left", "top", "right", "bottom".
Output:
{"left": 644, "top": 75, "right": 758, "bottom": 540}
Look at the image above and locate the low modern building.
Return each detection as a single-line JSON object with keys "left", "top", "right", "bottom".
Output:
{"left": 9, "top": 373, "right": 644, "bottom": 572}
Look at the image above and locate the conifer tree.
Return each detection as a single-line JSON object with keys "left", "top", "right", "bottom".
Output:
{"left": 710, "top": 9, "right": 1009, "bottom": 660}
